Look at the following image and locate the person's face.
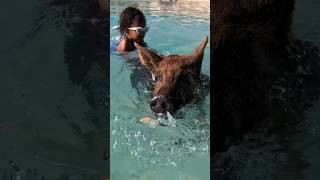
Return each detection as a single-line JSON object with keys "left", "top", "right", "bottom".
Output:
{"left": 127, "top": 19, "right": 147, "bottom": 43}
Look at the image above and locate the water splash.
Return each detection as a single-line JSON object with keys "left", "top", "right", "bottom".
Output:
{"left": 111, "top": 107, "right": 210, "bottom": 169}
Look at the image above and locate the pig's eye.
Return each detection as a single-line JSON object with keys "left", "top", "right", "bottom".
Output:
{"left": 155, "top": 75, "right": 162, "bottom": 81}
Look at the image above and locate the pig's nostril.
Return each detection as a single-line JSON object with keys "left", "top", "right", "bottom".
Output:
{"left": 150, "top": 100, "right": 157, "bottom": 108}
{"left": 161, "top": 102, "right": 167, "bottom": 109}
{"left": 149, "top": 96, "right": 171, "bottom": 113}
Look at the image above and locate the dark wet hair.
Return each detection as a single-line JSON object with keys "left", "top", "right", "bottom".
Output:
{"left": 119, "top": 7, "right": 146, "bottom": 36}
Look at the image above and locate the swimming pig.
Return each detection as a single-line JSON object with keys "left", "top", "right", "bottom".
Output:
{"left": 134, "top": 36, "right": 208, "bottom": 114}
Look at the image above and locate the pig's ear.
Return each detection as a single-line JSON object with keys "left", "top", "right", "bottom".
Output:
{"left": 183, "top": 36, "right": 208, "bottom": 65}
{"left": 192, "top": 36, "right": 208, "bottom": 59}
{"left": 134, "top": 42, "right": 162, "bottom": 72}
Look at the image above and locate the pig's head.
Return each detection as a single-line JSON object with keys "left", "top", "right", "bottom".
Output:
{"left": 135, "top": 36, "right": 208, "bottom": 114}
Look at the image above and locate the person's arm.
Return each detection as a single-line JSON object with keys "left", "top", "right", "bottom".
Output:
{"left": 117, "top": 38, "right": 127, "bottom": 52}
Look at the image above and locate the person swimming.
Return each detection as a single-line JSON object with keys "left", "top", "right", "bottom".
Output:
{"left": 117, "top": 7, "right": 148, "bottom": 52}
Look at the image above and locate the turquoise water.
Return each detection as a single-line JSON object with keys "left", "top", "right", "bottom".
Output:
{"left": 110, "top": 0, "right": 210, "bottom": 179}
{"left": 0, "top": 0, "right": 107, "bottom": 179}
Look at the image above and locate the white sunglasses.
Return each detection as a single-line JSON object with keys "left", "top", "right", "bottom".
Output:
{"left": 128, "top": 26, "right": 149, "bottom": 34}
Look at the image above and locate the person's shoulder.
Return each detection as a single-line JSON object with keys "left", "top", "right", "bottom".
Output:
{"left": 117, "top": 38, "right": 127, "bottom": 52}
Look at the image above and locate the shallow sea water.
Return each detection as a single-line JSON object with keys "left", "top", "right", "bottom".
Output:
{"left": 110, "top": 0, "right": 210, "bottom": 179}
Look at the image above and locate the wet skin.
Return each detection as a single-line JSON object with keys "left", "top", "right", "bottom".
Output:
{"left": 117, "top": 20, "right": 147, "bottom": 52}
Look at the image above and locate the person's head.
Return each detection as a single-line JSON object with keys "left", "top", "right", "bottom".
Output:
{"left": 119, "top": 7, "right": 148, "bottom": 43}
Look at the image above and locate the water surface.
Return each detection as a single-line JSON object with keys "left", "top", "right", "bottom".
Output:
{"left": 110, "top": 0, "right": 210, "bottom": 179}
